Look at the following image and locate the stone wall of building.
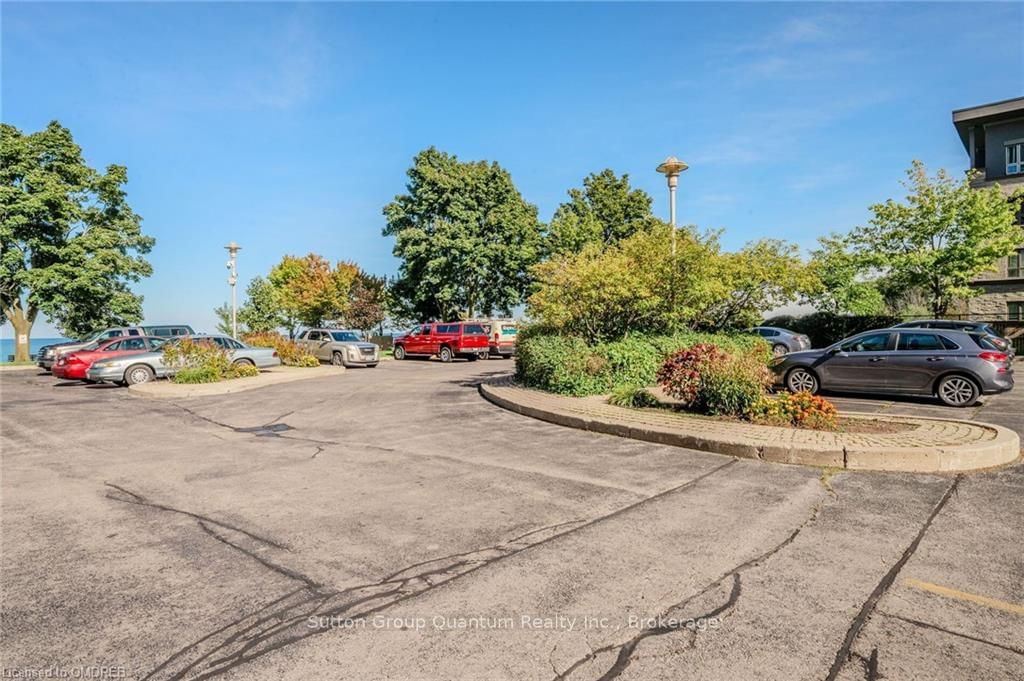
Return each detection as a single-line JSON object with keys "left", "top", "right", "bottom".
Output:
{"left": 965, "top": 282, "right": 1024, "bottom": 317}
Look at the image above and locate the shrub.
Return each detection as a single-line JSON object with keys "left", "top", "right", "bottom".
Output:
{"left": 515, "top": 334, "right": 610, "bottom": 396}
{"left": 608, "top": 384, "right": 660, "bottom": 408}
{"left": 750, "top": 391, "right": 838, "bottom": 430}
{"left": 656, "top": 343, "right": 772, "bottom": 417}
{"left": 293, "top": 354, "right": 321, "bottom": 367}
{"left": 241, "top": 332, "right": 318, "bottom": 367}
{"left": 232, "top": 363, "right": 261, "bottom": 378}
{"left": 655, "top": 343, "right": 728, "bottom": 404}
{"left": 762, "top": 312, "right": 902, "bottom": 348}
{"left": 163, "top": 338, "right": 232, "bottom": 378}
{"left": 172, "top": 366, "right": 224, "bottom": 384}
{"left": 515, "top": 328, "right": 770, "bottom": 397}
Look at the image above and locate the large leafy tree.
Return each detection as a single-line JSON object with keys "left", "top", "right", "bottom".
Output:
{"left": 803, "top": 234, "right": 885, "bottom": 315}
{"left": 545, "top": 169, "right": 656, "bottom": 255}
{"left": 849, "top": 161, "right": 1023, "bottom": 316}
{"left": 383, "top": 147, "right": 542, "bottom": 321}
{"left": 268, "top": 254, "right": 357, "bottom": 330}
{"left": 1, "top": 121, "right": 154, "bottom": 361}
{"left": 346, "top": 271, "right": 387, "bottom": 337}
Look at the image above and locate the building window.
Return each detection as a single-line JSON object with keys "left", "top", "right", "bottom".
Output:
{"left": 1010, "top": 249, "right": 1024, "bottom": 278}
{"left": 1009, "top": 302, "right": 1024, "bottom": 321}
{"left": 1007, "top": 142, "right": 1024, "bottom": 175}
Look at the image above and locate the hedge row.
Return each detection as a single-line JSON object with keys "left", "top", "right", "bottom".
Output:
{"left": 762, "top": 312, "right": 903, "bottom": 348}
{"left": 515, "top": 331, "right": 769, "bottom": 396}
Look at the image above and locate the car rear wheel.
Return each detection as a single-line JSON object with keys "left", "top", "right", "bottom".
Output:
{"left": 439, "top": 346, "right": 453, "bottom": 363}
{"left": 332, "top": 351, "right": 346, "bottom": 367}
{"left": 124, "top": 364, "right": 155, "bottom": 386}
{"left": 936, "top": 374, "right": 979, "bottom": 407}
{"left": 233, "top": 358, "right": 255, "bottom": 367}
{"left": 393, "top": 345, "right": 406, "bottom": 360}
{"left": 772, "top": 343, "right": 788, "bottom": 357}
{"left": 785, "top": 367, "right": 819, "bottom": 394}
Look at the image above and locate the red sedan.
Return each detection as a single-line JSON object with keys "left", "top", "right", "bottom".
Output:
{"left": 52, "top": 336, "right": 166, "bottom": 381}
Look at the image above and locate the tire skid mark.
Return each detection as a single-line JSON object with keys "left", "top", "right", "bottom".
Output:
{"left": 138, "top": 459, "right": 738, "bottom": 680}
{"left": 104, "top": 483, "right": 288, "bottom": 550}
{"left": 551, "top": 484, "right": 830, "bottom": 681}
{"left": 824, "top": 475, "right": 963, "bottom": 681}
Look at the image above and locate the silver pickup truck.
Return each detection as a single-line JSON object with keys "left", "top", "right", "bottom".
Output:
{"left": 296, "top": 329, "right": 380, "bottom": 368}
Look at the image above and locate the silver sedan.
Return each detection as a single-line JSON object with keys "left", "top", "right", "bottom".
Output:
{"left": 748, "top": 326, "right": 812, "bottom": 356}
{"left": 87, "top": 335, "right": 281, "bottom": 385}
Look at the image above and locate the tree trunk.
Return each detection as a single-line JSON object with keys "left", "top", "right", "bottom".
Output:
{"left": 5, "top": 305, "right": 36, "bottom": 363}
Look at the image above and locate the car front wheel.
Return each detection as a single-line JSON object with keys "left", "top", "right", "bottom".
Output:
{"left": 125, "top": 364, "right": 155, "bottom": 386}
{"left": 332, "top": 351, "right": 346, "bottom": 367}
{"left": 786, "top": 367, "right": 819, "bottom": 394}
{"left": 393, "top": 346, "right": 406, "bottom": 360}
{"left": 936, "top": 375, "right": 979, "bottom": 407}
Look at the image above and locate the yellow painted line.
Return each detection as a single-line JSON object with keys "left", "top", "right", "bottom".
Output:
{"left": 903, "top": 578, "right": 1024, "bottom": 616}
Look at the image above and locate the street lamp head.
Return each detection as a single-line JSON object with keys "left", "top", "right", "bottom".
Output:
{"left": 656, "top": 156, "right": 689, "bottom": 177}
{"left": 224, "top": 241, "right": 241, "bottom": 256}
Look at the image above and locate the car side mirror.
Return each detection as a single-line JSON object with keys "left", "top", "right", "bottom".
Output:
{"left": 828, "top": 347, "right": 842, "bottom": 355}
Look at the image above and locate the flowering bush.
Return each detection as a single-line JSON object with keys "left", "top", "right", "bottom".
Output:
{"left": 232, "top": 363, "right": 261, "bottom": 378}
{"left": 750, "top": 391, "right": 838, "bottom": 430}
{"left": 163, "top": 338, "right": 232, "bottom": 376}
{"left": 241, "top": 332, "right": 318, "bottom": 367}
{"left": 655, "top": 343, "right": 729, "bottom": 404}
{"left": 656, "top": 343, "right": 772, "bottom": 417}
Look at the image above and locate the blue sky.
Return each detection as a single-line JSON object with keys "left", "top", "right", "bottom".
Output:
{"left": 3, "top": 1, "right": 1022, "bottom": 338}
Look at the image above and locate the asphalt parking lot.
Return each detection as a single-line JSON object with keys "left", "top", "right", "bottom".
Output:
{"left": 2, "top": 360, "right": 1022, "bottom": 680}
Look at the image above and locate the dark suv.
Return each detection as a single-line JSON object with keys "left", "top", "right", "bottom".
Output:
{"left": 393, "top": 322, "right": 489, "bottom": 362}
{"left": 893, "top": 320, "right": 1014, "bottom": 358}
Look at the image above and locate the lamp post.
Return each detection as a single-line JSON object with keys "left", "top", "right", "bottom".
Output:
{"left": 225, "top": 241, "right": 241, "bottom": 338}
{"left": 656, "top": 156, "right": 689, "bottom": 256}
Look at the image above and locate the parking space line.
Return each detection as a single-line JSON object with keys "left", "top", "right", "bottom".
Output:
{"left": 903, "top": 578, "right": 1024, "bottom": 616}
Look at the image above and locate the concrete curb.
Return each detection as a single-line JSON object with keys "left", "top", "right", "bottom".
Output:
{"left": 128, "top": 365, "right": 346, "bottom": 399}
{"left": 479, "top": 380, "right": 1020, "bottom": 473}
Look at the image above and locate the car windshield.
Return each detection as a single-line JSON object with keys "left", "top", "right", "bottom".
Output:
{"left": 330, "top": 331, "right": 361, "bottom": 342}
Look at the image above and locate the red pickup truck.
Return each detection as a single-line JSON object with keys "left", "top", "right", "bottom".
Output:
{"left": 393, "top": 322, "right": 489, "bottom": 362}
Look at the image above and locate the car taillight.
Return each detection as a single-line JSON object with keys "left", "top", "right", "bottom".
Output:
{"left": 494, "top": 332, "right": 499, "bottom": 341}
{"left": 272, "top": 351, "right": 278, "bottom": 357}
{"left": 979, "top": 351, "right": 1008, "bottom": 363}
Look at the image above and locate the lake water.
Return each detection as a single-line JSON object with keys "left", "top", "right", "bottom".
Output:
{"left": 1, "top": 337, "right": 70, "bottom": 361}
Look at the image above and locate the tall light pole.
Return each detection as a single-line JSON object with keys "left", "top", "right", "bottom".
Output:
{"left": 225, "top": 241, "right": 241, "bottom": 338}
{"left": 656, "top": 156, "right": 688, "bottom": 256}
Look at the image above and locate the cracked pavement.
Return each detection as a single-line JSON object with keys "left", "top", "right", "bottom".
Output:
{"left": 2, "top": 361, "right": 1022, "bottom": 679}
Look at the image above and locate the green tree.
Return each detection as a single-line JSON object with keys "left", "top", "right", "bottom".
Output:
{"left": 803, "top": 234, "right": 884, "bottom": 315}
{"left": 268, "top": 254, "right": 357, "bottom": 329}
{"left": 238, "top": 276, "right": 284, "bottom": 334}
{"left": 696, "top": 239, "right": 820, "bottom": 330}
{"left": 1, "top": 121, "right": 154, "bottom": 360}
{"left": 849, "top": 161, "right": 1023, "bottom": 316}
{"left": 529, "top": 225, "right": 817, "bottom": 341}
{"left": 545, "top": 169, "right": 656, "bottom": 255}
{"left": 383, "top": 147, "right": 542, "bottom": 321}
{"left": 213, "top": 303, "right": 234, "bottom": 335}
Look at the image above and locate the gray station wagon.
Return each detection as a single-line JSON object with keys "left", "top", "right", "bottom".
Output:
{"left": 771, "top": 328, "right": 1014, "bottom": 407}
